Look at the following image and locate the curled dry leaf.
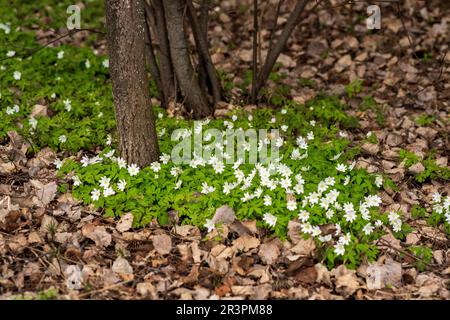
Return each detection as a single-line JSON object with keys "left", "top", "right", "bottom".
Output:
{"left": 116, "top": 212, "right": 133, "bottom": 233}
{"left": 333, "top": 265, "right": 360, "bottom": 297}
{"left": 231, "top": 285, "right": 254, "bottom": 296}
{"left": 31, "top": 104, "right": 48, "bottom": 118}
{"left": 232, "top": 235, "right": 260, "bottom": 252}
{"left": 175, "top": 225, "right": 201, "bottom": 238}
{"left": 82, "top": 224, "right": 112, "bottom": 248}
{"left": 361, "top": 143, "right": 380, "bottom": 155}
{"left": 290, "top": 238, "right": 316, "bottom": 257}
{"left": 295, "top": 266, "right": 318, "bottom": 285}
{"left": 315, "top": 263, "right": 332, "bottom": 286}
{"left": 416, "top": 274, "right": 443, "bottom": 298}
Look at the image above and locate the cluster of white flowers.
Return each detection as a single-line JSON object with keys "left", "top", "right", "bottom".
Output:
{"left": 263, "top": 213, "right": 277, "bottom": 227}
{"left": 334, "top": 232, "right": 351, "bottom": 256}
{"left": 99, "top": 176, "right": 115, "bottom": 197}
{"left": 81, "top": 155, "right": 103, "bottom": 167}
{"left": 201, "top": 182, "right": 216, "bottom": 194}
{"left": 61, "top": 109, "right": 396, "bottom": 259}
{"left": 5, "top": 105, "right": 19, "bottom": 115}
{"left": 387, "top": 211, "right": 402, "bottom": 232}
{"left": 432, "top": 192, "right": 450, "bottom": 224}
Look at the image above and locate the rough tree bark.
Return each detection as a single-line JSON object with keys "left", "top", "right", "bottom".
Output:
{"left": 105, "top": 0, "right": 159, "bottom": 167}
{"left": 163, "top": 0, "right": 212, "bottom": 118}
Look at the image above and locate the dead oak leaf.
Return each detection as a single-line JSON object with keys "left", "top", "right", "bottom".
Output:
{"left": 258, "top": 241, "right": 280, "bottom": 265}
{"left": 290, "top": 238, "right": 316, "bottom": 256}
{"left": 31, "top": 180, "right": 57, "bottom": 206}
{"left": 366, "top": 258, "right": 402, "bottom": 290}
{"left": 333, "top": 265, "right": 360, "bottom": 297}
{"left": 232, "top": 235, "right": 260, "bottom": 252}
{"left": 82, "top": 224, "right": 112, "bottom": 248}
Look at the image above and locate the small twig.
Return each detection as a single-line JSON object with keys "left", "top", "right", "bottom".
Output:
{"left": 77, "top": 279, "right": 133, "bottom": 299}
{"left": 376, "top": 238, "right": 439, "bottom": 268}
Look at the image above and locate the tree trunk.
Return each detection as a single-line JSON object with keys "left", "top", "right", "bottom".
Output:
{"left": 163, "top": 0, "right": 212, "bottom": 118}
{"left": 143, "top": 7, "right": 165, "bottom": 105}
{"left": 105, "top": 0, "right": 159, "bottom": 167}
{"left": 149, "top": 0, "right": 176, "bottom": 103}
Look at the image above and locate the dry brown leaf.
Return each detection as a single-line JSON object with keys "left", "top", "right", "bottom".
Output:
{"left": 231, "top": 285, "right": 254, "bottom": 296}
{"left": 232, "top": 235, "right": 260, "bottom": 252}
{"left": 333, "top": 265, "right": 360, "bottom": 297}
{"left": 152, "top": 234, "right": 172, "bottom": 255}
{"left": 174, "top": 225, "right": 200, "bottom": 237}
{"left": 258, "top": 241, "right": 280, "bottom": 265}
{"left": 136, "top": 282, "right": 157, "bottom": 298}
{"left": 112, "top": 257, "right": 134, "bottom": 281}
{"left": 183, "top": 265, "right": 199, "bottom": 284}
{"left": 82, "top": 224, "right": 112, "bottom": 248}
{"left": 30, "top": 104, "right": 48, "bottom": 118}
{"left": 362, "top": 143, "right": 380, "bottom": 155}
{"left": 212, "top": 205, "right": 235, "bottom": 225}
{"left": 290, "top": 238, "right": 316, "bottom": 256}
{"left": 315, "top": 263, "right": 332, "bottom": 286}
{"left": 295, "top": 266, "right": 318, "bottom": 285}
{"left": 116, "top": 212, "right": 133, "bottom": 233}
{"left": 366, "top": 258, "right": 402, "bottom": 290}
{"left": 32, "top": 181, "right": 57, "bottom": 206}
{"left": 287, "top": 220, "right": 302, "bottom": 244}
{"left": 39, "top": 214, "right": 58, "bottom": 234}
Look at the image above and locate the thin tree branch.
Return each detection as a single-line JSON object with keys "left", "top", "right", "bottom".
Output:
{"left": 149, "top": 0, "right": 176, "bottom": 102}
{"left": 268, "top": 0, "right": 284, "bottom": 51}
{"left": 187, "top": 0, "right": 222, "bottom": 105}
{"left": 144, "top": 5, "right": 165, "bottom": 106}
{"left": 199, "top": 0, "right": 210, "bottom": 43}
{"left": 250, "top": 0, "right": 259, "bottom": 104}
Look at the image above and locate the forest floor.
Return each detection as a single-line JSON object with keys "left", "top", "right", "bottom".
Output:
{"left": 0, "top": 0, "right": 449, "bottom": 299}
